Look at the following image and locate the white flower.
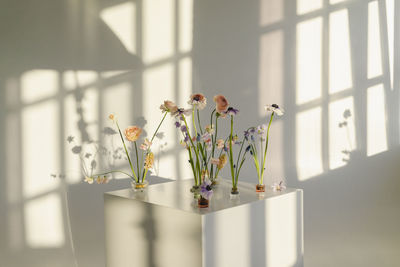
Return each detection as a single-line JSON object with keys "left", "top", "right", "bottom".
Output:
{"left": 84, "top": 176, "right": 94, "bottom": 184}
{"left": 265, "top": 104, "right": 284, "bottom": 116}
{"left": 271, "top": 181, "right": 286, "bottom": 192}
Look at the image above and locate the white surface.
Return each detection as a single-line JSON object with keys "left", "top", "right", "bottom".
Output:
{"left": 104, "top": 180, "right": 303, "bottom": 267}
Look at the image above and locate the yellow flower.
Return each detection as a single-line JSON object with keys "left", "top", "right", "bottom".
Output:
{"left": 124, "top": 126, "right": 142, "bottom": 142}
{"left": 108, "top": 113, "right": 115, "bottom": 121}
{"left": 217, "top": 154, "right": 227, "bottom": 170}
{"left": 144, "top": 152, "right": 154, "bottom": 169}
{"left": 96, "top": 176, "right": 109, "bottom": 184}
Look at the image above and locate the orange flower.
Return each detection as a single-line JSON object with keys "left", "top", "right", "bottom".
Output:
{"left": 217, "top": 154, "right": 227, "bottom": 170}
{"left": 213, "top": 95, "right": 229, "bottom": 115}
{"left": 124, "top": 126, "right": 142, "bottom": 142}
{"left": 108, "top": 113, "right": 115, "bottom": 121}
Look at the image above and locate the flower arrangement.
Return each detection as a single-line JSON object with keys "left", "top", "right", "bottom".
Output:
{"left": 68, "top": 109, "right": 167, "bottom": 190}
{"left": 166, "top": 94, "right": 232, "bottom": 196}
{"left": 245, "top": 104, "right": 284, "bottom": 192}
{"left": 65, "top": 96, "right": 287, "bottom": 209}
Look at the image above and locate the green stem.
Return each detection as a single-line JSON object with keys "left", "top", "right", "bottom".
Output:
{"left": 229, "top": 116, "right": 235, "bottom": 188}
{"left": 116, "top": 121, "right": 138, "bottom": 182}
{"left": 134, "top": 142, "right": 140, "bottom": 182}
{"left": 192, "top": 107, "right": 198, "bottom": 137}
{"left": 92, "top": 170, "right": 135, "bottom": 180}
{"left": 261, "top": 112, "right": 274, "bottom": 184}
{"left": 183, "top": 116, "right": 202, "bottom": 185}
{"left": 150, "top": 112, "right": 168, "bottom": 143}
{"left": 210, "top": 111, "right": 218, "bottom": 179}
{"left": 197, "top": 109, "right": 203, "bottom": 135}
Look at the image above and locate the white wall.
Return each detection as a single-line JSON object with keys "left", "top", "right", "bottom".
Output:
{"left": 1, "top": 0, "right": 400, "bottom": 266}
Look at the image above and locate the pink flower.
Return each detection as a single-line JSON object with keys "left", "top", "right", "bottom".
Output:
{"left": 140, "top": 138, "right": 152, "bottom": 150}
{"left": 160, "top": 100, "right": 178, "bottom": 114}
{"left": 216, "top": 139, "right": 225, "bottom": 149}
{"left": 124, "top": 126, "right": 142, "bottom": 142}
{"left": 213, "top": 95, "right": 229, "bottom": 115}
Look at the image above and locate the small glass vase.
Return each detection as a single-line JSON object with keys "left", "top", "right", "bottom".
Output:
{"left": 198, "top": 196, "right": 209, "bottom": 208}
{"left": 190, "top": 185, "right": 201, "bottom": 199}
{"left": 256, "top": 184, "right": 265, "bottom": 192}
{"left": 231, "top": 187, "right": 239, "bottom": 195}
{"left": 131, "top": 180, "right": 149, "bottom": 192}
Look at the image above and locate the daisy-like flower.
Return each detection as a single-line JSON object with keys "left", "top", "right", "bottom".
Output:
{"left": 217, "top": 154, "right": 227, "bottom": 170}
{"left": 265, "top": 104, "right": 284, "bottom": 116}
{"left": 160, "top": 100, "right": 178, "bottom": 114}
{"left": 213, "top": 95, "right": 229, "bottom": 115}
{"left": 144, "top": 152, "right": 154, "bottom": 169}
{"left": 84, "top": 176, "right": 94, "bottom": 184}
{"left": 140, "top": 138, "right": 152, "bottom": 150}
{"left": 188, "top": 93, "right": 207, "bottom": 110}
{"left": 271, "top": 181, "right": 286, "bottom": 192}
{"left": 205, "top": 124, "right": 214, "bottom": 134}
{"left": 256, "top": 124, "right": 267, "bottom": 136}
{"left": 109, "top": 113, "right": 115, "bottom": 121}
{"left": 216, "top": 139, "right": 225, "bottom": 149}
{"left": 225, "top": 107, "right": 239, "bottom": 116}
{"left": 200, "top": 179, "right": 213, "bottom": 200}
{"left": 124, "top": 126, "right": 142, "bottom": 142}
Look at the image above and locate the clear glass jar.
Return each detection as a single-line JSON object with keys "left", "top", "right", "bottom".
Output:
{"left": 256, "top": 184, "right": 265, "bottom": 192}
{"left": 131, "top": 180, "right": 149, "bottom": 192}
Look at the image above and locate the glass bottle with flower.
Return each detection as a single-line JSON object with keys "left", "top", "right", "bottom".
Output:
{"left": 224, "top": 106, "right": 250, "bottom": 195}
{"left": 80, "top": 111, "right": 167, "bottom": 191}
{"left": 246, "top": 104, "right": 284, "bottom": 192}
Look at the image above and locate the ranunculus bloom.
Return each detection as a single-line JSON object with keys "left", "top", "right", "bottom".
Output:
{"left": 160, "top": 100, "right": 178, "bottom": 114}
{"left": 213, "top": 95, "right": 229, "bottom": 115}
{"left": 200, "top": 179, "right": 213, "bottom": 199}
{"left": 124, "top": 126, "right": 142, "bottom": 142}
{"left": 188, "top": 93, "right": 207, "bottom": 110}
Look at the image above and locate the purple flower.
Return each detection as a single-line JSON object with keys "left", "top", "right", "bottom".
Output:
{"left": 180, "top": 125, "right": 187, "bottom": 132}
{"left": 183, "top": 134, "right": 190, "bottom": 143}
{"left": 173, "top": 108, "right": 192, "bottom": 118}
{"left": 200, "top": 179, "right": 213, "bottom": 199}
{"left": 225, "top": 107, "right": 239, "bottom": 116}
{"left": 175, "top": 121, "right": 181, "bottom": 128}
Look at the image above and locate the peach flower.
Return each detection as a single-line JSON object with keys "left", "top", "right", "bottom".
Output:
{"left": 124, "top": 126, "right": 142, "bottom": 142}
{"left": 213, "top": 95, "right": 229, "bottom": 115}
